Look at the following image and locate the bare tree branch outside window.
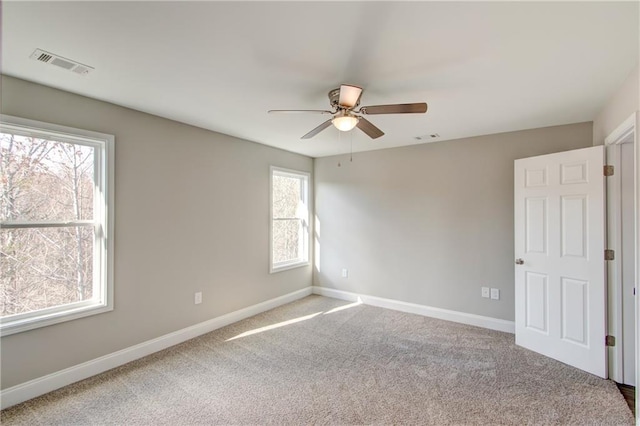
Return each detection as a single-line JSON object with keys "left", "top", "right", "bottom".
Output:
{"left": 1, "top": 133, "right": 95, "bottom": 317}
{"left": 271, "top": 168, "right": 309, "bottom": 270}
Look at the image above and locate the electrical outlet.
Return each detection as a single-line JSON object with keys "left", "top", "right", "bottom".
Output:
{"left": 481, "top": 287, "right": 490, "bottom": 298}
{"left": 341, "top": 268, "right": 348, "bottom": 278}
{"left": 490, "top": 288, "right": 500, "bottom": 300}
{"left": 194, "top": 292, "right": 202, "bottom": 305}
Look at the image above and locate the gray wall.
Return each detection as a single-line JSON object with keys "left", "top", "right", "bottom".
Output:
{"left": 593, "top": 64, "right": 639, "bottom": 145}
{"left": 314, "top": 123, "right": 593, "bottom": 321}
{"left": 1, "top": 75, "right": 313, "bottom": 389}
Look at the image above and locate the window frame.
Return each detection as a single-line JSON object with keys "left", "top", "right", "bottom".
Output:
{"left": 270, "top": 166, "right": 310, "bottom": 273}
{"left": 0, "top": 115, "right": 115, "bottom": 336}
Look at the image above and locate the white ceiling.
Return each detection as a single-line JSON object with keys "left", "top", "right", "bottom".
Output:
{"left": 1, "top": 1, "right": 638, "bottom": 158}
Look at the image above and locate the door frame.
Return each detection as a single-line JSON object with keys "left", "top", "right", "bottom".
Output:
{"left": 605, "top": 112, "right": 637, "bottom": 384}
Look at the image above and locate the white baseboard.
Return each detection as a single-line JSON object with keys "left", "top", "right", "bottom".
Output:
{"left": 2, "top": 285, "right": 513, "bottom": 409}
{"left": 1, "top": 287, "right": 312, "bottom": 410}
{"left": 312, "top": 286, "right": 515, "bottom": 334}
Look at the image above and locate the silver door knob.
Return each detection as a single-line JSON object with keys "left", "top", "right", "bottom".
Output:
{"left": 515, "top": 258, "right": 524, "bottom": 265}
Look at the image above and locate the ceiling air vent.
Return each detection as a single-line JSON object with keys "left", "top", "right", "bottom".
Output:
{"left": 29, "top": 49, "right": 94, "bottom": 76}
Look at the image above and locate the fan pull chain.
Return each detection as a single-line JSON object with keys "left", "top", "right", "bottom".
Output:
{"left": 337, "top": 130, "right": 342, "bottom": 167}
{"left": 350, "top": 130, "right": 353, "bottom": 162}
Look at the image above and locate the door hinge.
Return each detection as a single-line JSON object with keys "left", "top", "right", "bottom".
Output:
{"left": 606, "top": 335, "right": 616, "bottom": 347}
{"left": 604, "top": 165, "right": 614, "bottom": 176}
{"left": 605, "top": 249, "right": 615, "bottom": 261}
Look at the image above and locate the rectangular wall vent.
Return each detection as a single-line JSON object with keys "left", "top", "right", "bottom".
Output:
{"left": 29, "top": 49, "right": 94, "bottom": 76}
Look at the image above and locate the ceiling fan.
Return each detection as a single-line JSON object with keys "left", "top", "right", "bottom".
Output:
{"left": 268, "top": 84, "right": 428, "bottom": 139}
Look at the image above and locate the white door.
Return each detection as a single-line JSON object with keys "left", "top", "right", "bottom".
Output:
{"left": 514, "top": 146, "right": 606, "bottom": 378}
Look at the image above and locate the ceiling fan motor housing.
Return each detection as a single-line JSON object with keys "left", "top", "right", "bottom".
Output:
{"left": 329, "top": 88, "right": 360, "bottom": 109}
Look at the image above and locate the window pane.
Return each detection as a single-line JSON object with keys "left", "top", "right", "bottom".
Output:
{"left": 0, "top": 133, "right": 94, "bottom": 222}
{"left": 0, "top": 226, "right": 94, "bottom": 317}
{"left": 272, "top": 174, "right": 301, "bottom": 218}
{"left": 272, "top": 219, "right": 301, "bottom": 264}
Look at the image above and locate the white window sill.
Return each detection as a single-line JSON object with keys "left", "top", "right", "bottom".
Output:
{"left": 270, "top": 260, "right": 310, "bottom": 274}
{"left": 0, "top": 303, "right": 113, "bottom": 337}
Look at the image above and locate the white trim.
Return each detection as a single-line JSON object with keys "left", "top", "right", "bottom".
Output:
{"left": 604, "top": 112, "right": 638, "bottom": 386}
{"left": 0, "top": 287, "right": 312, "bottom": 410}
{"left": 633, "top": 111, "right": 640, "bottom": 422}
{"left": 606, "top": 141, "right": 625, "bottom": 383}
{"left": 311, "top": 286, "right": 515, "bottom": 334}
{"left": 269, "top": 166, "right": 311, "bottom": 274}
{"left": 2, "top": 285, "right": 518, "bottom": 409}
{"left": 270, "top": 260, "right": 311, "bottom": 273}
{"left": 0, "top": 304, "right": 113, "bottom": 338}
{"left": 0, "top": 114, "right": 115, "bottom": 336}
{"left": 605, "top": 113, "right": 636, "bottom": 147}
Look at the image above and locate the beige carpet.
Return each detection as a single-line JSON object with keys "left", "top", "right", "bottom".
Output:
{"left": 1, "top": 295, "right": 634, "bottom": 425}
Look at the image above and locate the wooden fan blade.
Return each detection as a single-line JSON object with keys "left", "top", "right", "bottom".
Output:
{"left": 360, "top": 103, "right": 428, "bottom": 115}
{"left": 268, "top": 109, "right": 333, "bottom": 114}
{"left": 338, "top": 85, "right": 363, "bottom": 108}
{"left": 356, "top": 117, "right": 385, "bottom": 139}
{"left": 302, "top": 119, "right": 333, "bottom": 139}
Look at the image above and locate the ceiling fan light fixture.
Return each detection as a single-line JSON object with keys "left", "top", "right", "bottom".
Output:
{"left": 332, "top": 113, "right": 359, "bottom": 132}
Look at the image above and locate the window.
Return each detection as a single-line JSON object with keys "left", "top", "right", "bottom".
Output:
{"left": 270, "top": 167, "right": 310, "bottom": 272}
{"left": 0, "top": 115, "right": 114, "bottom": 335}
